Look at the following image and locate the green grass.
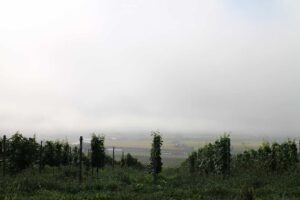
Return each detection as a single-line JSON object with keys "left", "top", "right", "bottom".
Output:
{"left": 1, "top": 166, "right": 300, "bottom": 200}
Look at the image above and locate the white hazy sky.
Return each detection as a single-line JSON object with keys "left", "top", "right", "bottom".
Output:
{"left": 0, "top": 0, "right": 299, "bottom": 137}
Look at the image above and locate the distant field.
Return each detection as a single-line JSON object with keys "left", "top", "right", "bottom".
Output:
{"left": 111, "top": 153, "right": 185, "bottom": 168}
{"left": 105, "top": 138, "right": 192, "bottom": 150}
{"left": 105, "top": 137, "right": 262, "bottom": 150}
{"left": 103, "top": 137, "right": 263, "bottom": 167}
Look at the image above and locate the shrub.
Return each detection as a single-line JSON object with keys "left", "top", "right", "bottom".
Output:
{"left": 187, "top": 134, "right": 231, "bottom": 176}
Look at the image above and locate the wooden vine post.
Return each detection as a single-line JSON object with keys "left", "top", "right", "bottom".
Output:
{"left": 39, "top": 141, "right": 43, "bottom": 173}
{"left": 2, "top": 135, "right": 6, "bottom": 177}
{"left": 227, "top": 138, "right": 230, "bottom": 176}
{"left": 112, "top": 147, "right": 115, "bottom": 169}
{"left": 79, "top": 136, "right": 83, "bottom": 184}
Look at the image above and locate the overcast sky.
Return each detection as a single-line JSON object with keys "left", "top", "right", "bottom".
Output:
{"left": 0, "top": 0, "right": 299, "bottom": 137}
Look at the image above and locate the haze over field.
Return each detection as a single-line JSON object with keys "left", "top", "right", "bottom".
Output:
{"left": 0, "top": 0, "right": 300, "bottom": 138}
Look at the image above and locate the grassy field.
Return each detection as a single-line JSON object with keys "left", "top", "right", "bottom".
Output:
{"left": 1, "top": 165, "right": 300, "bottom": 200}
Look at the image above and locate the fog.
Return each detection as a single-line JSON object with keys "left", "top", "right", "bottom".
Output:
{"left": 0, "top": 0, "right": 299, "bottom": 138}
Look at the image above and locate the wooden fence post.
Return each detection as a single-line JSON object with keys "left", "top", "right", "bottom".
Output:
{"left": 122, "top": 151, "right": 125, "bottom": 167}
{"left": 68, "top": 147, "right": 72, "bottom": 171}
{"left": 87, "top": 149, "right": 90, "bottom": 178}
{"left": 79, "top": 136, "right": 83, "bottom": 184}
{"left": 227, "top": 138, "right": 230, "bottom": 176}
{"left": 39, "top": 141, "right": 43, "bottom": 173}
{"left": 2, "top": 135, "right": 6, "bottom": 177}
{"left": 91, "top": 149, "right": 94, "bottom": 176}
{"left": 112, "top": 147, "right": 115, "bottom": 169}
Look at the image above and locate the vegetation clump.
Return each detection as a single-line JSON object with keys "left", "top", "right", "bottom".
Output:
{"left": 187, "top": 134, "right": 231, "bottom": 176}
{"left": 150, "top": 131, "right": 163, "bottom": 182}
{"left": 235, "top": 140, "right": 298, "bottom": 172}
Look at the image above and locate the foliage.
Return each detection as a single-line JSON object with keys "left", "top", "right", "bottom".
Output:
{"left": 122, "top": 153, "right": 144, "bottom": 169}
{"left": 91, "top": 134, "right": 105, "bottom": 170}
{"left": 1, "top": 133, "right": 118, "bottom": 174}
{"left": 42, "top": 141, "right": 56, "bottom": 167}
{"left": 188, "top": 151, "right": 197, "bottom": 173}
{"left": 82, "top": 153, "right": 91, "bottom": 173}
{"left": 150, "top": 131, "right": 163, "bottom": 178}
{"left": 235, "top": 140, "right": 298, "bottom": 172}
{"left": 54, "top": 141, "right": 63, "bottom": 167}
{"left": 188, "top": 134, "right": 231, "bottom": 176}
{"left": 72, "top": 146, "right": 79, "bottom": 166}
{"left": 61, "top": 142, "right": 71, "bottom": 166}
{"left": 240, "top": 187, "right": 254, "bottom": 200}
{"left": 0, "top": 136, "right": 3, "bottom": 156}
{"left": 120, "top": 151, "right": 125, "bottom": 167}
{"left": 6, "top": 132, "right": 39, "bottom": 172}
